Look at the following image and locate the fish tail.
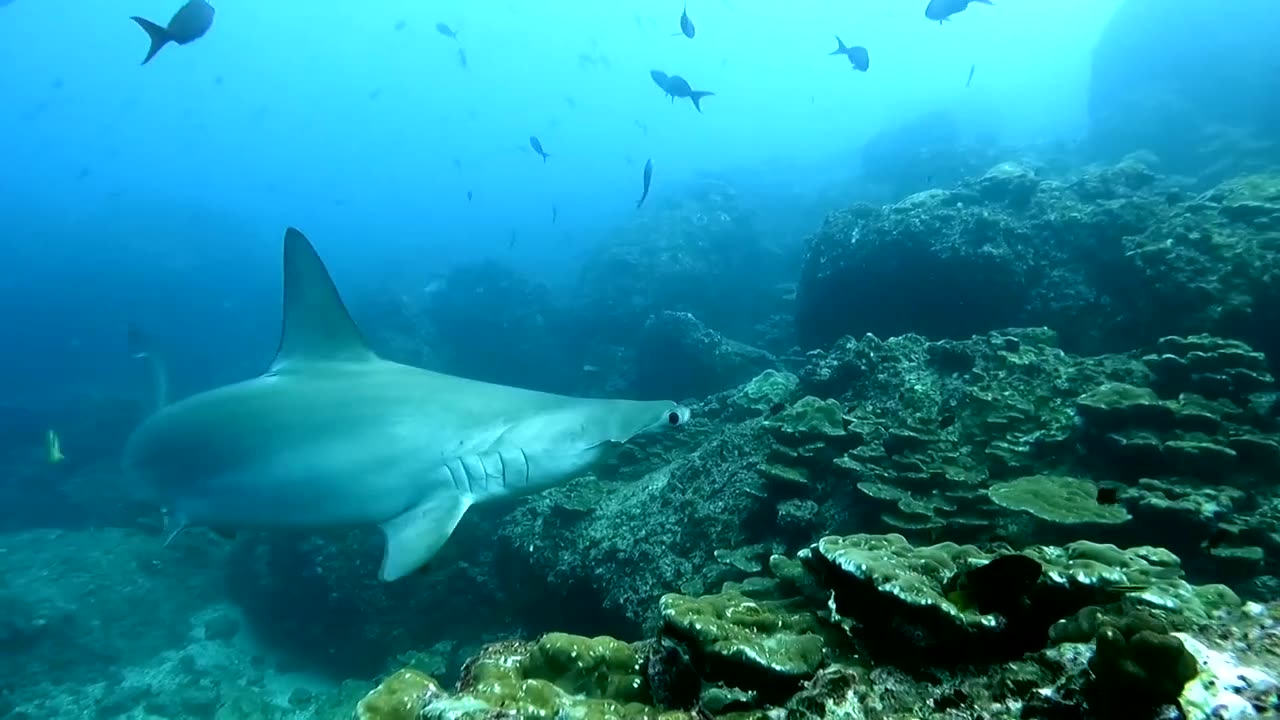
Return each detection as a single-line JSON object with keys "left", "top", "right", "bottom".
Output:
{"left": 130, "top": 16, "right": 171, "bottom": 65}
{"left": 128, "top": 322, "right": 169, "bottom": 412}
{"left": 830, "top": 35, "right": 847, "bottom": 55}
{"left": 689, "top": 91, "right": 714, "bottom": 113}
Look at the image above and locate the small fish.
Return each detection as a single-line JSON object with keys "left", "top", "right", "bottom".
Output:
{"left": 466, "top": 190, "right": 473, "bottom": 203}
{"left": 966, "top": 63, "right": 976, "bottom": 87}
{"left": 552, "top": 205, "right": 558, "bottom": 224}
{"left": 393, "top": 19, "right": 407, "bottom": 31}
{"left": 650, "top": 70, "right": 673, "bottom": 101}
{"left": 653, "top": 72, "right": 714, "bottom": 112}
{"left": 925, "top": 0, "right": 994, "bottom": 24}
{"left": 636, "top": 158, "right": 653, "bottom": 209}
{"left": 452, "top": 156, "right": 463, "bottom": 170}
{"left": 529, "top": 136, "right": 550, "bottom": 162}
{"left": 829, "top": 36, "right": 869, "bottom": 72}
{"left": 457, "top": 48, "right": 468, "bottom": 69}
{"left": 676, "top": 4, "right": 695, "bottom": 38}
{"left": 46, "top": 429, "right": 65, "bottom": 464}
{"left": 1095, "top": 485, "right": 1119, "bottom": 505}
{"left": 937, "top": 412, "right": 956, "bottom": 430}
{"left": 130, "top": 0, "right": 215, "bottom": 65}
{"left": 508, "top": 230, "right": 518, "bottom": 249}
{"left": 582, "top": 364, "right": 601, "bottom": 373}
{"left": 435, "top": 22, "right": 459, "bottom": 39}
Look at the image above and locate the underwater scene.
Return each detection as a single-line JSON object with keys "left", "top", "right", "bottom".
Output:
{"left": 3, "top": 0, "right": 1280, "bottom": 718}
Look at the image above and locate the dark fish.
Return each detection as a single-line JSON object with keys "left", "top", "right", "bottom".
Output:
{"left": 655, "top": 72, "right": 714, "bottom": 112}
{"left": 466, "top": 190, "right": 473, "bottom": 202}
{"left": 130, "top": 0, "right": 215, "bottom": 65}
{"left": 943, "top": 554, "right": 1041, "bottom": 616}
{"left": 452, "top": 156, "right": 463, "bottom": 169}
{"left": 457, "top": 47, "right": 468, "bottom": 69}
{"left": 1095, "top": 485, "right": 1119, "bottom": 505}
{"left": 508, "top": 230, "right": 518, "bottom": 249}
{"left": 925, "top": 0, "right": 994, "bottom": 24}
{"left": 435, "top": 22, "right": 458, "bottom": 39}
{"left": 966, "top": 63, "right": 976, "bottom": 87}
{"left": 650, "top": 69, "right": 672, "bottom": 100}
{"left": 552, "top": 205, "right": 558, "bottom": 224}
{"left": 677, "top": 4, "right": 695, "bottom": 38}
{"left": 938, "top": 412, "right": 956, "bottom": 430}
{"left": 636, "top": 158, "right": 654, "bottom": 209}
{"left": 829, "top": 36, "right": 869, "bottom": 72}
{"left": 529, "top": 136, "right": 550, "bottom": 162}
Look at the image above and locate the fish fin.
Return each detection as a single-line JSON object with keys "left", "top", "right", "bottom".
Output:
{"left": 689, "top": 91, "right": 714, "bottom": 113}
{"left": 270, "top": 228, "right": 378, "bottom": 372}
{"left": 162, "top": 511, "right": 187, "bottom": 545}
{"left": 130, "top": 16, "right": 171, "bottom": 65}
{"left": 128, "top": 322, "right": 169, "bottom": 410}
{"left": 830, "top": 35, "right": 847, "bottom": 54}
{"left": 379, "top": 492, "right": 471, "bottom": 581}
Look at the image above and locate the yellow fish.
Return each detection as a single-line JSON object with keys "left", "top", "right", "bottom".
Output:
{"left": 46, "top": 429, "right": 65, "bottom": 464}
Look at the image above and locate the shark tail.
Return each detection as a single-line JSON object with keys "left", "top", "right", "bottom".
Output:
{"left": 130, "top": 16, "right": 171, "bottom": 65}
{"left": 830, "top": 35, "right": 848, "bottom": 55}
{"left": 128, "top": 322, "right": 169, "bottom": 412}
{"left": 689, "top": 91, "right": 714, "bottom": 113}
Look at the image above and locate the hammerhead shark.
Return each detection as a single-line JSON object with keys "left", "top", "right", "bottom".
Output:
{"left": 123, "top": 228, "right": 690, "bottom": 581}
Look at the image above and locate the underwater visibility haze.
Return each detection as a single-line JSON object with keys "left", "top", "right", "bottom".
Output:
{"left": 2, "top": 0, "right": 1280, "bottom": 718}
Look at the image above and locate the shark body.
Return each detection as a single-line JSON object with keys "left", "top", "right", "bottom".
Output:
{"left": 122, "top": 228, "right": 689, "bottom": 581}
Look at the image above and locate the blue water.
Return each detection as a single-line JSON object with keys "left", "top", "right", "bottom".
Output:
{"left": 0, "top": 0, "right": 1119, "bottom": 404}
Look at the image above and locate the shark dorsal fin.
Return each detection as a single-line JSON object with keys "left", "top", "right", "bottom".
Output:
{"left": 270, "top": 227, "right": 377, "bottom": 372}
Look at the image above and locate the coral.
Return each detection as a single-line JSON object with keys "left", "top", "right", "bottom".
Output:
{"left": 802, "top": 533, "right": 1239, "bottom": 667}
{"left": 987, "top": 475, "right": 1131, "bottom": 525}
{"left": 797, "top": 161, "right": 1280, "bottom": 364}
{"left": 658, "top": 590, "right": 826, "bottom": 698}
{"left": 1088, "top": 620, "right": 1200, "bottom": 714}
{"left": 355, "top": 669, "right": 440, "bottom": 720}
{"left": 1076, "top": 336, "right": 1279, "bottom": 494}
{"left": 355, "top": 635, "right": 698, "bottom": 720}
{"left": 731, "top": 369, "right": 799, "bottom": 413}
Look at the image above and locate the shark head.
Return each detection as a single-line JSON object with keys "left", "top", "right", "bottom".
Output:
{"left": 123, "top": 227, "right": 691, "bottom": 582}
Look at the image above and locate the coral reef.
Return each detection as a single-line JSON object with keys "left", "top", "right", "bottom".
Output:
{"left": 357, "top": 533, "right": 1273, "bottom": 720}
{"left": 796, "top": 161, "right": 1280, "bottom": 361}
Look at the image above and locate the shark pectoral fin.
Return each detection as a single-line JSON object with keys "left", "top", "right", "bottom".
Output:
{"left": 378, "top": 492, "right": 471, "bottom": 581}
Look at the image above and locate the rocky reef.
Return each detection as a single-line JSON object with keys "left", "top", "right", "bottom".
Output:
{"left": 796, "top": 161, "right": 1280, "bottom": 362}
